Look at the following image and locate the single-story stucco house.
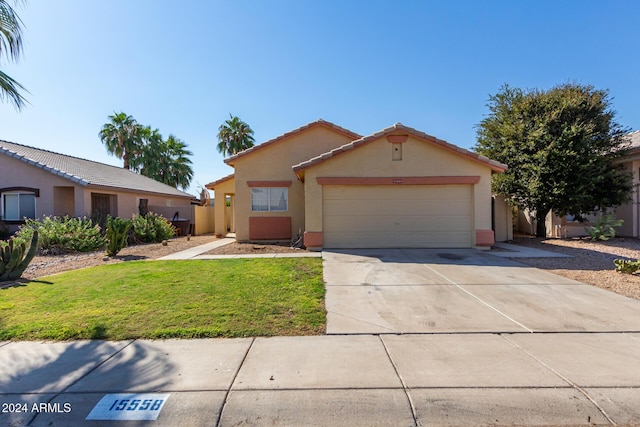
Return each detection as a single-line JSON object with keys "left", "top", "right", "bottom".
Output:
{"left": 0, "top": 140, "right": 196, "bottom": 234}
{"left": 207, "top": 120, "right": 510, "bottom": 250}
{"left": 517, "top": 130, "right": 640, "bottom": 238}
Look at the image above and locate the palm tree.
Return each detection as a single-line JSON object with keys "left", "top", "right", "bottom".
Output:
{"left": 140, "top": 129, "right": 193, "bottom": 191}
{"left": 163, "top": 134, "right": 194, "bottom": 190}
{"left": 216, "top": 114, "right": 255, "bottom": 156}
{"left": 98, "top": 112, "right": 143, "bottom": 170}
{"left": 0, "top": 0, "right": 28, "bottom": 110}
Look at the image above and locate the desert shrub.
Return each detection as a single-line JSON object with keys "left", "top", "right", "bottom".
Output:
{"left": 614, "top": 259, "right": 640, "bottom": 274}
{"left": 105, "top": 216, "right": 132, "bottom": 257}
{"left": 0, "top": 230, "right": 39, "bottom": 281}
{"left": 16, "top": 216, "right": 105, "bottom": 254}
{"left": 584, "top": 213, "right": 623, "bottom": 241}
{"left": 131, "top": 213, "right": 176, "bottom": 243}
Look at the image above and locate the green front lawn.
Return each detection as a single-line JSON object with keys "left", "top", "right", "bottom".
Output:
{"left": 0, "top": 259, "right": 325, "bottom": 340}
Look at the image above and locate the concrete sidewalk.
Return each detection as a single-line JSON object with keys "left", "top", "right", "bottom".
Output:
{"left": 2, "top": 333, "right": 639, "bottom": 426}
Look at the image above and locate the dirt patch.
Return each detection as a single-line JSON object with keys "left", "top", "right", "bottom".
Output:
{"left": 205, "top": 242, "right": 309, "bottom": 255}
{"left": 18, "top": 234, "right": 218, "bottom": 281}
{"left": 506, "top": 235, "right": 640, "bottom": 300}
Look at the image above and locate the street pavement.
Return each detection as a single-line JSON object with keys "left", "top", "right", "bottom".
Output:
{"left": 1, "top": 245, "right": 639, "bottom": 426}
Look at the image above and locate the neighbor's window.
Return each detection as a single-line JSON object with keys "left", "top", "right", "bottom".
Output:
{"left": 251, "top": 187, "right": 288, "bottom": 212}
{"left": 2, "top": 192, "right": 36, "bottom": 220}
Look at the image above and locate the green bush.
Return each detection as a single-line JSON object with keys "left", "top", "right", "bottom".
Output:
{"left": 105, "top": 216, "right": 132, "bottom": 257}
{"left": 584, "top": 213, "right": 623, "bottom": 241}
{"left": 16, "top": 216, "right": 105, "bottom": 254}
{"left": 614, "top": 259, "right": 640, "bottom": 274}
{"left": 131, "top": 213, "right": 176, "bottom": 243}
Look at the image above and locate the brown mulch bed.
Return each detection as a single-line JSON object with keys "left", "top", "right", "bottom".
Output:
{"left": 204, "top": 242, "right": 309, "bottom": 255}
{"left": 19, "top": 234, "right": 219, "bottom": 281}
{"left": 507, "top": 235, "right": 640, "bottom": 300}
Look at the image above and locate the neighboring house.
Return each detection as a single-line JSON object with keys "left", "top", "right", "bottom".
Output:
{"left": 614, "top": 130, "right": 640, "bottom": 237}
{"left": 207, "top": 119, "right": 508, "bottom": 250}
{"left": 516, "top": 130, "right": 640, "bottom": 238}
{"left": 0, "top": 140, "right": 195, "bottom": 233}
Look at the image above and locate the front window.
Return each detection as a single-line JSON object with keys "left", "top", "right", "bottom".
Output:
{"left": 251, "top": 187, "right": 288, "bottom": 212}
{"left": 2, "top": 192, "right": 36, "bottom": 220}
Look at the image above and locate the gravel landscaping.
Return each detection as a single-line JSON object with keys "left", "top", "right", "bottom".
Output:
{"left": 204, "top": 242, "right": 309, "bottom": 255}
{"left": 505, "top": 235, "right": 640, "bottom": 300}
{"left": 17, "top": 234, "right": 218, "bottom": 281}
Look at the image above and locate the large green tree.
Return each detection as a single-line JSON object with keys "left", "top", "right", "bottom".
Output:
{"left": 99, "top": 112, "right": 143, "bottom": 170}
{"left": 216, "top": 114, "right": 255, "bottom": 156}
{"left": 475, "top": 83, "right": 632, "bottom": 237}
{"left": 0, "top": 0, "right": 28, "bottom": 109}
{"left": 139, "top": 127, "right": 193, "bottom": 191}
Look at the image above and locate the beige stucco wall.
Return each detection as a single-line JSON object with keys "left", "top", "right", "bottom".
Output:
{"left": 80, "top": 188, "right": 191, "bottom": 218}
{"left": 615, "top": 160, "right": 638, "bottom": 237}
{"left": 231, "top": 126, "right": 356, "bottom": 241}
{"left": 194, "top": 206, "right": 215, "bottom": 235}
{"left": 212, "top": 177, "right": 235, "bottom": 237}
{"left": 493, "top": 195, "right": 513, "bottom": 242}
{"left": 302, "top": 135, "right": 495, "bottom": 247}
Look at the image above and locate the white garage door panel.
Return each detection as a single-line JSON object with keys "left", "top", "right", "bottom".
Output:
{"left": 323, "top": 199, "right": 470, "bottom": 216}
{"left": 323, "top": 214, "right": 471, "bottom": 233}
{"left": 323, "top": 185, "right": 473, "bottom": 248}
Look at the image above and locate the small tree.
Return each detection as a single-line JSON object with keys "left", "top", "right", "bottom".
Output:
{"left": 475, "top": 83, "right": 632, "bottom": 237}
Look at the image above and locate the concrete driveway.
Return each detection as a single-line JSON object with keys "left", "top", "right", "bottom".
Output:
{"left": 323, "top": 248, "right": 640, "bottom": 334}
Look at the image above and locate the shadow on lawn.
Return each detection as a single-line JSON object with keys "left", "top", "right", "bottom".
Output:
{"left": 108, "top": 255, "right": 148, "bottom": 261}
{"left": 0, "top": 278, "right": 54, "bottom": 289}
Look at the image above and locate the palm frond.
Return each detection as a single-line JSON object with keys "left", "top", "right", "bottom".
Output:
{"left": 0, "top": 68, "right": 27, "bottom": 109}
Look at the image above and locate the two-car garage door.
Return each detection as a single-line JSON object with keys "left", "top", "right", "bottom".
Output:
{"left": 322, "top": 185, "right": 473, "bottom": 248}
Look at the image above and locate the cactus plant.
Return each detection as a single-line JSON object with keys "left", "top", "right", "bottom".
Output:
{"left": 105, "top": 216, "right": 132, "bottom": 257}
{"left": 614, "top": 259, "right": 640, "bottom": 274}
{"left": 0, "top": 230, "right": 39, "bottom": 281}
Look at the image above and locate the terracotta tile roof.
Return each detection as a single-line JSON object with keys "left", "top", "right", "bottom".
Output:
{"left": 224, "top": 119, "right": 361, "bottom": 165}
{"left": 205, "top": 173, "right": 234, "bottom": 189}
{"left": 292, "top": 123, "right": 508, "bottom": 174}
{"left": 0, "top": 139, "right": 195, "bottom": 198}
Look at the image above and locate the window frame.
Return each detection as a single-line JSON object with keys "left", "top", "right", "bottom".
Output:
{"left": 1, "top": 191, "right": 37, "bottom": 221}
{"left": 250, "top": 187, "right": 289, "bottom": 212}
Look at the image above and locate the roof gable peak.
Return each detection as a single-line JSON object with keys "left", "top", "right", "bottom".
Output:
{"left": 224, "top": 119, "right": 361, "bottom": 165}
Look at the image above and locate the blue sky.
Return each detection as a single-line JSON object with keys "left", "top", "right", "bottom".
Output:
{"left": 2, "top": 0, "right": 639, "bottom": 197}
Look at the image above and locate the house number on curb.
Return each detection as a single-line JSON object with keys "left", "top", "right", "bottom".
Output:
{"left": 86, "top": 393, "right": 169, "bottom": 421}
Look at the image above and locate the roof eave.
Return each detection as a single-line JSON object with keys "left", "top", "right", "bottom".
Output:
{"left": 0, "top": 147, "right": 91, "bottom": 186}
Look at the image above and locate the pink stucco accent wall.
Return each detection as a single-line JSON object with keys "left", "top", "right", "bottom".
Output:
{"left": 475, "top": 229, "right": 495, "bottom": 246}
{"left": 249, "top": 216, "right": 292, "bottom": 240}
{"left": 303, "top": 231, "right": 323, "bottom": 248}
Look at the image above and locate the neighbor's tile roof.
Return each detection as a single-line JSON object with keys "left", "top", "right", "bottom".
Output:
{"left": 627, "top": 130, "right": 640, "bottom": 148}
{"left": 224, "top": 119, "right": 361, "bottom": 165}
{"left": 292, "top": 123, "right": 508, "bottom": 174}
{"left": 0, "top": 140, "right": 194, "bottom": 198}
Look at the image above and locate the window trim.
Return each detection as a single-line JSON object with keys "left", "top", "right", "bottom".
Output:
{"left": 1, "top": 190, "right": 37, "bottom": 223}
{"left": 251, "top": 187, "right": 289, "bottom": 212}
